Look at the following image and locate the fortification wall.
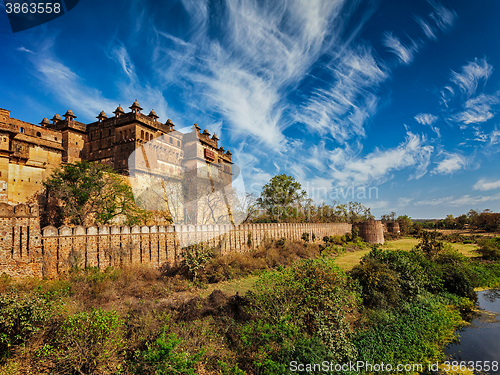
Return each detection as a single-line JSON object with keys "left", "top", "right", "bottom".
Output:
{"left": 1, "top": 203, "right": 364, "bottom": 278}
{"left": 0, "top": 203, "right": 43, "bottom": 278}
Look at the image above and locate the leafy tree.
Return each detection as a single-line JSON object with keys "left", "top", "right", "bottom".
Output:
{"left": 397, "top": 215, "right": 413, "bottom": 235}
{"left": 416, "top": 230, "right": 444, "bottom": 258}
{"left": 43, "top": 161, "right": 148, "bottom": 226}
{"left": 444, "top": 214, "right": 456, "bottom": 229}
{"left": 258, "top": 174, "right": 307, "bottom": 222}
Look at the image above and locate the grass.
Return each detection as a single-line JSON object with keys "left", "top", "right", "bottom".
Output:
{"left": 199, "top": 275, "right": 260, "bottom": 298}
{"left": 333, "top": 237, "right": 480, "bottom": 273}
{"left": 380, "top": 237, "right": 479, "bottom": 257}
{"left": 334, "top": 249, "right": 372, "bottom": 271}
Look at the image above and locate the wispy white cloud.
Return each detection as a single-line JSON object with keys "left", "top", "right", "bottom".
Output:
{"left": 295, "top": 45, "right": 387, "bottom": 143}
{"left": 110, "top": 44, "right": 136, "bottom": 81}
{"left": 34, "top": 57, "right": 117, "bottom": 119}
{"left": 450, "top": 58, "right": 493, "bottom": 98}
{"left": 366, "top": 200, "right": 390, "bottom": 210}
{"left": 414, "top": 196, "right": 454, "bottom": 206}
{"left": 382, "top": 32, "right": 419, "bottom": 65}
{"left": 431, "top": 152, "right": 466, "bottom": 175}
{"left": 488, "top": 128, "right": 500, "bottom": 146}
{"left": 327, "top": 131, "right": 433, "bottom": 187}
{"left": 414, "top": 112, "right": 441, "bottom": 137}
{"left": 439, "top": 85, "right": 454, "bottom": 109}
{"left": 398, "top": 197, "right": 414, "bottom": 207}
{"left": 473, "top": 179, "right": 500, "bottom": 191}
{"left": 415, "top": 113, "right": 438, "bottom": 125}
{"left": 447, "top": 193, "right": 500, "bottom": 207}
{"left": 429, "top": 0, "right": 458, "bottom": 32}
{"left": 16, "top": 46, "right": 34, "bottom": 54}
{"left": 415, "top": 15, "right": 437, "bottom": 40}
{"left": 415, "top": 193, "right": 500, "bottom": 207}
{"left": 164, "top": 0, "right": 356, "bottom": 148}
{"left": 452, "top": 93, "right": 499, "bottom": 125}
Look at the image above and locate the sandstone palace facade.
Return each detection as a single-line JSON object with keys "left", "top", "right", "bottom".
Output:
{"left": 0, "top": 101, "right": 233, "bottom": 225}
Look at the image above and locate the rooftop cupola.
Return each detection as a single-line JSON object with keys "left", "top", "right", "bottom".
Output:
{"left": 202, "top": 129, "right": 210, "bottom": 138}
{"left": 96, "top": 110, "right": 107, "bottom": 122}
{"left": 113, "top": 105, "right": 125, "bottom": 118}
{"left": 148, "top": 109, "right": 159, "bottom": 122}
{"left": 193, "top": 123, "right": 201, "bottom": 133}
{"left": 219, "top": 146, "right": 225, "bottom": 152}
{"left": 226, "top": 150, "right": 232, "bottom": 155}
{"left": 166, "top": 119, "right": 174, "bottom": 131}
{"left": 64, "top": 109, "right": 76, "bottom": 122}
{"left": 211, "top": 133, "right": 219, "bottom": 147}
{"left": 40, "top": 118, "right": 50, "bottom": 127}
{"left": 50, "top": 113, "right": 62, "bottom": 125}
{"left": 130, "top": 100, "right": 142, "bottom": 114}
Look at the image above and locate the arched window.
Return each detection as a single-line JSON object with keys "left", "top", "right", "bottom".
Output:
{"left": 141, "top": 130, "right": 144, "bottom": 139}
{"left": 169, "top": 137, "right": 172, "bottom": 143}
{"left": 177, "top": 140, "right": 180, "bottom": 147}
{"left": 19, "top": 127, "right": 25, "bottom": 133}
{"left": 36, "top": 132, "right": 41, "bottom": 137}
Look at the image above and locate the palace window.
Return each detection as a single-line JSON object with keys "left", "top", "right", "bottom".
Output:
{"left": 19, "top": 127, "right": 25, "bottom": 133}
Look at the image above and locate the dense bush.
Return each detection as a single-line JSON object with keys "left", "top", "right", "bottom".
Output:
{"left": 416, "top": 230, "right": 444, "bottom": 258}
{"left": 0, "top": 291, "right": 52, "bottom": 358}
{"left": 354, "top": 294, "right": 463, "bottom": 365}
{"left": 132, "top": 330, "right": 205, "bottom": 375}
{"left": 477, "top": 237, "right": 500, "bottom": 260}
{"left": 245, "top": 258, "right": 360, "bottom": 365}
{"left": 44, "top": 308, "right": 126, "bottom": 374}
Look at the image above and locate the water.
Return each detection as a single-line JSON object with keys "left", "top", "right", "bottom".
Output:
{"left": 445, "top": 289, "right": 500, "bottom": 374}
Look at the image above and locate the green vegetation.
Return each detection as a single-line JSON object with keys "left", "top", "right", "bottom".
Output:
{"left": 1, "top": 233, "right": 500, "bottom": 374}
{"left": 41, "top": 161, "right": 149, "bottom": 227}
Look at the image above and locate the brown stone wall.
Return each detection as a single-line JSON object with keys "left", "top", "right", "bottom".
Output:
{"left": 1, "top": 203, "right": 358, "bottom": 278}
{"left": 0, "top": 203, "right": 43, "bottom": 278}
{"left": 355, "top": 220, "right": 385, "bottom": 244}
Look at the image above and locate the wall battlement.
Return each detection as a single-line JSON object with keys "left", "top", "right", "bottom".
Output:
{"left": 0, "top": 203, "right": 354, "bottom": 278}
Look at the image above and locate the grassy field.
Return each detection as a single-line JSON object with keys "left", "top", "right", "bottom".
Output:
{"left": 334, "top": 249, "right": 372, "bottom": 271}
{"left": 199, "top": 275, "right": 260, "bottom": 298}
{"left": 380, "top": 237, "right": 479, "bottom": 257}
{"left": 198, "top": 237, "right": 481, "bottom": 296}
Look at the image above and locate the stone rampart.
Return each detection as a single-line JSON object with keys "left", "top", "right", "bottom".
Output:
{"left": 1, "top": 203, "right": 356, "bottom": 278}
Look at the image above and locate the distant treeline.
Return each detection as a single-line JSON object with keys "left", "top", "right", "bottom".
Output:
{"left": 381, "top": 210, "right": 500, "bottom": 234}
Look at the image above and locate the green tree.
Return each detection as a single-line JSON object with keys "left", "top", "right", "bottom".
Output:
{"left": 258, "top": 174, "right": 307, "bottom": 222}
{"left": 43, "top": 161, "right": 147, "bottom": 226}
{"left": 397, "top": 215, "right": 413, "bottom": 235}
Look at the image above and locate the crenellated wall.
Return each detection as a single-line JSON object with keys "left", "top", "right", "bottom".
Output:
{"left": 0, "top": 203, "right": 43, "bottom": 278}
{"left": 0, "top": 203, "right": 357, "bottom": 278}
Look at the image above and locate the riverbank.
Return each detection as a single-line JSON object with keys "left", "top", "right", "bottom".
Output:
{"left": 0, "top": 234, "right": 499, "bottom": 374}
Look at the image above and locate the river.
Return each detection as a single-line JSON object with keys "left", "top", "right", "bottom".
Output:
{"left": 444, "top": 289, "right": 500, "bottom": 374}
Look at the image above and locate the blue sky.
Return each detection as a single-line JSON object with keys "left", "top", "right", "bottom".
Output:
{"left": 1, "top": 0, "right": 500, "bottom": 219}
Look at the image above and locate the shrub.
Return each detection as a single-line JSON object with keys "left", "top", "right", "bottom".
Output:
{"left": 182, "top": 245, "right": 215, "bottom": 281}
{"left": 354, "top": 294, "right": 463, "bottom": 365}
{"left": 301, "top": 232, "right": 310, "bottom": 242}
{"left": 350, "top": 258, "right": 403, "bottom": 309}
{"left": 246, "top": 258, "right": 359, "bottom": 363}
{"left": 132, "top": 331, "right": 205, "bottom": 375}
{"left": 47, "top": 308, "right": 126, "bottom": 374}
{"left": 0, "top": 291, "right": 51, "bottom": 358}
{"left": 416, "top": 230, "right": 444, "bottom": 258}
{"left": 435, "top": 250, "right": 476, "bottom": 301}
{"left": 477, "top": 237, "right": 500, "bottom": 260}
